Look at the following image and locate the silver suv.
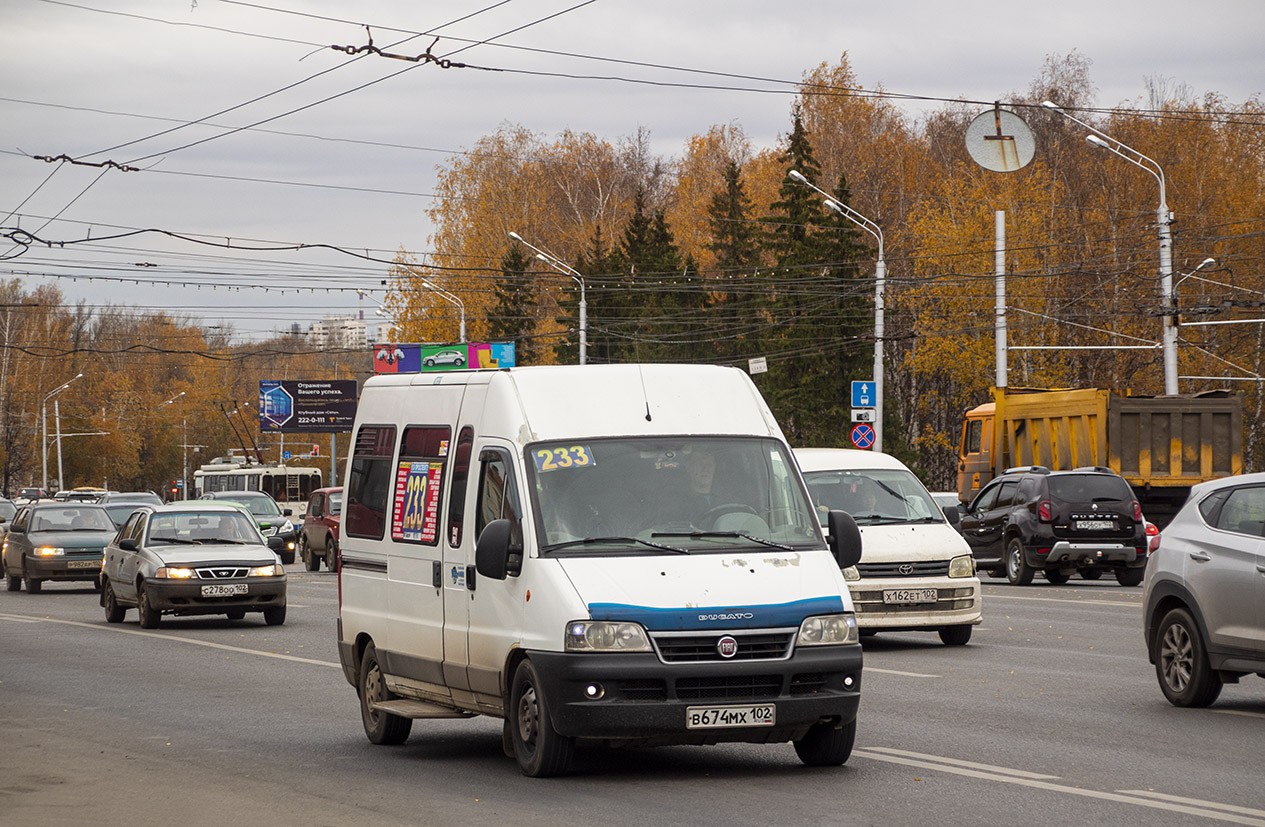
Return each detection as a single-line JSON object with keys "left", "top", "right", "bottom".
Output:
{"left": 1143, "top": 472, "right": 1265, "bottom": 706}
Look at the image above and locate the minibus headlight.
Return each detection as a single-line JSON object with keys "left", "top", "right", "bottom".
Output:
{"left": 565, "top": 621, "right": 651, "bottom": 652}
{"left": 948, "top": 555, "right": 975, "bottom": 578}
{"left": 35, "top": 546, "right": 65, "bottom": 557}
{"left": 797, "top": 614, "right": 858, "bottom": 646}
{"left": 841, "top": 565, "right": 860, "bottom": 582}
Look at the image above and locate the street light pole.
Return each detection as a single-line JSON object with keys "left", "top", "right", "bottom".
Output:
{"left": 161, "top": 392, "right": 187, "bottom": 499}
{"left": 509, "top": 232, "right": 587, "bottom": 365}
{"left": 41, "top": 372, "right": 83, "bottom": 490}
{"left": 1042, "top": 101, "right": 1177, "bottom": 394}
{"left": 788, "top": 170, "right": 886, "bottom": 452}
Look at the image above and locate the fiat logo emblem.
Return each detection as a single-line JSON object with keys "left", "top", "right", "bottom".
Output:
{"left": 717, "top": 636, "right": 739, "bottom": 658}
{"left": 899, "top": 564, "right": 914, "bottom": 576}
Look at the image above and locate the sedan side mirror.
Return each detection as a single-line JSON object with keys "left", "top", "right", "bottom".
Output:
{"left": 826, "top": 509, "right": 862, "bottom": 570}
{"left": 283, "top": 508, "right": 293, "bottom": 517}
{"left": 119, "top": 538, "right": 138, "bottom": 551}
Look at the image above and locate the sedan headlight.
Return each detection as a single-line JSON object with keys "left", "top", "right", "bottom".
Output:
{"left": 248, "top": 563, "right": 284, "bottom": 577}
{"left": 35, "top": 546, "right": 65, "bottom": 557}
{"left": 279, "top": 519, "right": 294, "bottom": 534}
{"left": 797, "top": 613, "right": 859, "bottom": 646}
{"left": 565, "top": 621, "right": 651, "bottom": 652}
{"left": 948, "top": 554, "right": 976, "bottom": 578}
{"left": 155, "top": 566, "right": 197, "bottom": 579}
{"left": 841, "top": 565, "right": 860, "bottom": 582}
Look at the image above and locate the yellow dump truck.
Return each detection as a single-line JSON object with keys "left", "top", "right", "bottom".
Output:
{"left": 957, "top": 388, "right": 1242, "bottom": 526}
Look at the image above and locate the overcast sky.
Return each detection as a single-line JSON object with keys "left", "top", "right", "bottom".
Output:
{"left": 3, "top": 0, "right": 1262, "bottom": 342}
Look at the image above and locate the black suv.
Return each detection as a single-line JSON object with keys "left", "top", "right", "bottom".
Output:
{"left": 959, "top": 466, "right": 1149, "bottom": 586}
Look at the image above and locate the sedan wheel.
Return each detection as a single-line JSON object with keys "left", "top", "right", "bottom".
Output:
{"left": 301, "top": 535, "right": 319, "bottom": 572}
{"left": 137, "top": 583, "right": 161, "bottom": 629}
{"left": 102, "top": 579, "right": 126, "bottom": 623}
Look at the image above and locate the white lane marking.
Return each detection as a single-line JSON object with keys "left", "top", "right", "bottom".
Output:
{"left": 1213, "top": 709, "right": 1265, "bottom": 720}
{"left": 862, "top": 747, "right": 1059, "bottom": 779}
{"left": 981, "top": 593, "right": 1139, "bottom": 609}
{"left": 853, "top": 749, "right": 1265, "bottom": 826}
{"left": 1118, "top": 791, "right": 1265, "bottom": 819}
{"left": 865, "top": 667, "right": 940, "bottom": 678}
{"left": 0, "top": 612, "right": 339, "bottom": 668}
{"left": 0, "top": 613, "right": 41, "bottom": 623}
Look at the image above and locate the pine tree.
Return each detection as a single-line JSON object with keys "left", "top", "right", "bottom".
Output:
{"left": 705, "top": 157, "right": 761, "bottom": 364}
{"left": 491, "top": 245, "right": 539, "bottom": 364}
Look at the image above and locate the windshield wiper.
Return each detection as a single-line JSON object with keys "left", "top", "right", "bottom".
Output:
{"left": 150, "top": 537, "right": 197, "bottom": 544}
{"left": 847, "top": 513, "right": 908, "bottom": 524}
{"left": 547, "top": 536, "right": 689, "bottom": 554}
{"left": 653, "top": 530, "right": 794, "bottom": 551}
{"left": 197, "top": 538, "right": 246, "bottom": 544}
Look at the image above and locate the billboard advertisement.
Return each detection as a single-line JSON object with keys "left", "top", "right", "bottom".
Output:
{"left": 258, "top": 379, "right": 358, "bottom": 433}
{"left": 372, "top": 342, "right": 516, "bottom": 374}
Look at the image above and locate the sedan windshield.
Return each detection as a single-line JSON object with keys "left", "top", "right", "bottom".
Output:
{"left": 30, "top": 507, "right": 116, "bottom": 532}
{"left": 803, "top": 468, "right": 944, "bottom": 526}
{"left": 219, "top": 495, "right": 281, "bottom": 517}
{"left": 530, "top": 436, "right": 821, "bottom": 554}
{"left": 147, "top": 511, "right": 264, "bottom": 546}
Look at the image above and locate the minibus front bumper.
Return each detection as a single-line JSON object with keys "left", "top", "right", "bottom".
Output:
{"left": 527, "top": 644, "right": 862, "bottom": 746}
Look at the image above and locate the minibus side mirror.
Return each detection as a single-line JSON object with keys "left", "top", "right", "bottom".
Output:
{"left": 942, "top": 505, "right": 961, "bottom": 526}
{"left": 826, "top": 510, "right": 862, "bottom": 570}
{"left": 476, "top": 519, "right": 523, "bottom": 580}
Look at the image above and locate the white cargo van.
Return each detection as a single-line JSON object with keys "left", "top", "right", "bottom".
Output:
{"left": 337, "top": 364, "right": 864, "bottom": 776}
{"left": 795, "top": 448, "right": 981, "bottom": 645}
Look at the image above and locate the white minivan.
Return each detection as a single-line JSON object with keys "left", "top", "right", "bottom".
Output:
{"left": 795, "top": 448, "right": 981, "bottom": 645}
{"left": 337, "top": 364, "right": 865, "bottom": 776}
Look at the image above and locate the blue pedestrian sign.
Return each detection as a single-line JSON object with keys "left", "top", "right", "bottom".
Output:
{"left": 850, "top": 423, "right": 876, "bottom": 450}
{"left": 282, "top": 450, "right": 292, "bottom": 460}
{"left": 851, "top": 380, "right": 875, "bottom": 408}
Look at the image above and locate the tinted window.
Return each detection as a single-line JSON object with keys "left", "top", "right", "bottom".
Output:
{"left": 1048, "top": 475, "right": 1132, "bottom": 502}
{"left": 346, "top": 425, "right": 397, "bottom": 540}
{"left": 446, "top": 427, "right": 474, "bottom": 548}
{"left": 1210, "top": 486, "right": 1265, "bottom": 536}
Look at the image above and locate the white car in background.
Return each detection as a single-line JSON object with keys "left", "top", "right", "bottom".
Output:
{"left": 796, "top": 449, "right": 981, "bottom": 646}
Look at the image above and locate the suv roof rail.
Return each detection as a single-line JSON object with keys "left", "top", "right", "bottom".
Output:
{"left": 1003, "top": 465, "right": 1050, "bottom": 475}
{"left": 1071, "top": 465, "right": 1116, "bottom": 474}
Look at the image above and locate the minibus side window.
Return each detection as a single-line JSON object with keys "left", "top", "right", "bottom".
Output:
{"left": 346, "top": 425, "right": 397, "bottom": 540}
{"left": 446, "top": 427, "right": 474, "bottom": 548}
{"left": 390, "top": 425, "right": 452, "bottom": 545}
{"left": 476, "top": 449, "right": 523, "bottom": 545}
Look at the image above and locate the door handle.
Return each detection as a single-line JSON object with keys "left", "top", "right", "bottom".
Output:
{"left": 1256, "top": 564, "right": 1265, "bottom": 574}
{"left": 1189, "top": 551, "right": 1212, "bottom": 562}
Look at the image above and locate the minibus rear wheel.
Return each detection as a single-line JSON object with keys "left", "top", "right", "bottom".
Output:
{"left": 359, "top": 642, "right": 412, "bottom": 745}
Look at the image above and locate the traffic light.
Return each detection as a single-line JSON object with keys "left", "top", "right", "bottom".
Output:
{"left": 169, "top": 479, "right": 179, "bottom": 499}
{"left": 310, "top": 443, "right": 320, "bottom": 457}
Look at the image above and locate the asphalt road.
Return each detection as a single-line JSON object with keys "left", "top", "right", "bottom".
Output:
{"left": 2, "top": 572, "right": 1263, "bottom": 827}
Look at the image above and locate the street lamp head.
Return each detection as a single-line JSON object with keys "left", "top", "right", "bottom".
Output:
{"left": 1041, "top": 100, "right": 1062, "bottom": 112}
{"left": 1086, "top": 134, "right": 1110, "bottom": 150}
{"left": 508, "top": 231, "right": 523, "bottom": 242}
{"left": 535, "top": 253, "right": 550, "bottom": 263}
{"left": 824, "top": 198, "right": 843, "bottom": 215}
{"left": 1198, "top": 257, "right": 1217, "bottom": 271}
{"left": 788, "top": 169, "right": 808, "bottom": 184}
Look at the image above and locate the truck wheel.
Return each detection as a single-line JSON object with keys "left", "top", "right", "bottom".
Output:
{"left": 359, "top": 642, "right": 412, "bottom": 745}
{"left": 137, "top": 583, "right": 161, "bottom": 629}
{"left": 510, "top": 659, "right": 574, "bottom": 777}
{"left": 1044, "top": 571, "right": 1071, "bottom": 585}
{"left": 938, "top": 625, "right": 972, "bottom": 646}
{"left": 24, "top": 572, "right": 42, "bottom": 594}
{"left": 1005, "top": 539, "right": 1034, "bottom": 585}
{"left": 794, "top": 717, "right": 856, "bottom": 766}
{"left": 1116, "top": 567, "right": 1145, "bottom": 587}
{"left": 102, "top": 579, "right": 126, "bottom": 623}
{"left": 1078, "top": 568, "right": 1102, "bottom": 581}
{"left": 1156, "top": 607, "right": 1222, "bottom": 707}
{"left": 301, "top": 536, "right": 319, "bottom": 571}
{"left": 326, "top": 536, "right": 340, "bottom": 573}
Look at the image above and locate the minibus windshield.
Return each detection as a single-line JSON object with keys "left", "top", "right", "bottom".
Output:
{"left": 529, "top": 436, "right": 823, "bottom": 554}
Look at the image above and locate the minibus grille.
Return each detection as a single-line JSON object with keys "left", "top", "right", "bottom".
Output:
{"left": 856, "top": 560, "right": 950, "bottom": 578}
{"left": 651, "top": 630, "right": 794, "bottom": 663}
{"left": 675, "top": 675, "right": 782, "bottom": 701}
